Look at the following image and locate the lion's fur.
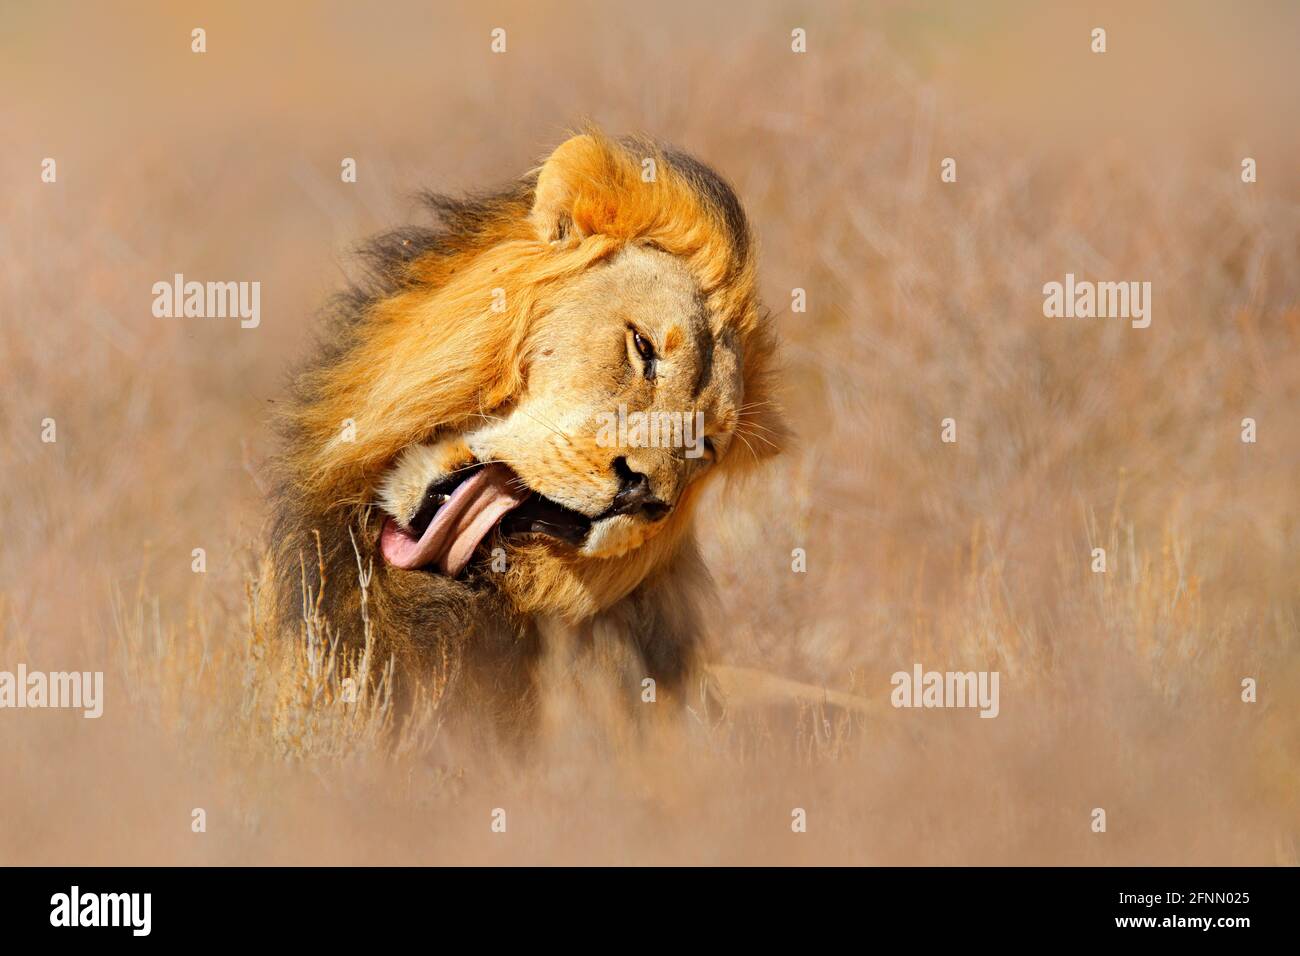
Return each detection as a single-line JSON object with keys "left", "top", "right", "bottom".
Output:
{"left": 260, "top": 131, "right": 783, "bottom": 730}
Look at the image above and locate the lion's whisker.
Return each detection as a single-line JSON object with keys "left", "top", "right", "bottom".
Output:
{"left": 731, "top": 429, "right": 760, "bottom": 460}
{"left": 737, "top": 426, "right": 780, "bottom": 452}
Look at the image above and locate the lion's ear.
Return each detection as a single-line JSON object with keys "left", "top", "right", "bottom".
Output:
{"left": 530, "top": 133, "right": 623, "bottom": 244}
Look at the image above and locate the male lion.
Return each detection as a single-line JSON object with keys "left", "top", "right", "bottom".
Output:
{"left": 262, "top": 132, "right": 785, "bottom": 730}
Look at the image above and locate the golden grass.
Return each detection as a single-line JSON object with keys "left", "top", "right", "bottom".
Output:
{"left": 1, "top": 0, "right": 1296, "bottom": 864}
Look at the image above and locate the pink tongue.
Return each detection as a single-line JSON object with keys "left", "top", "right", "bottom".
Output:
{"left": 380, "top": 463, "right": 529, "bottom": 576}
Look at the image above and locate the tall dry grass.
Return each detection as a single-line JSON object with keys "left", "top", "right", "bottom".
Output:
{"left": 1, "top": 0, "right": 1297, "bottom": 864}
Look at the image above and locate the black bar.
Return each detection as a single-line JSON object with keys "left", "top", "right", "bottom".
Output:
{"left": 0, "top": 867, "right": 1285, "bottom": 941}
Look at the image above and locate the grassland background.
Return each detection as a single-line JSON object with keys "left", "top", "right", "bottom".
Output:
{"left": 1, "top": 0, "right": 1297, "bottom": 864}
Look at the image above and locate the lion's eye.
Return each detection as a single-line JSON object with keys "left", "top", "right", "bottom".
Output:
{"left": 632, "top": 329, "right": 655, "bottom": 361}
{"left": 629, "top": 327, "right": 657, "bottom": 379}
{"left": 703, "top": 436, "right": 717, "bottom": 461}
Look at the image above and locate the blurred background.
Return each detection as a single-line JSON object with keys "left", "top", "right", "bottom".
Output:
{"left": 1, "top": 0, "right": 1297, "bottom": 864}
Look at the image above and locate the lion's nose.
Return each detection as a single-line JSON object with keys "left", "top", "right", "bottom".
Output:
{"left": 606, "top": 457, "right": 671, "bottom": 521}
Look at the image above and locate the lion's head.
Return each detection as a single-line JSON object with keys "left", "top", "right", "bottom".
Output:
{"left": 269, "top": 131, "right": 782, "bottom": 694}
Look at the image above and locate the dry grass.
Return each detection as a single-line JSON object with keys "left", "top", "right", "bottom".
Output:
{"left": 1, "top": 0, "right": 1297, "bottom": 865}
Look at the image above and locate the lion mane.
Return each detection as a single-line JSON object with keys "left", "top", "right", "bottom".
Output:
{"left": 260, "top": 131, "right": 783, "bottom": 730}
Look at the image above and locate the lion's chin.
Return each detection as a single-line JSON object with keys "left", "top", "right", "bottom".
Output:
{"left": 579, "top": 514, "right": 661, "bottom": 558}
{"left": 499, "top": 518, "right": 686, "bottom": 622}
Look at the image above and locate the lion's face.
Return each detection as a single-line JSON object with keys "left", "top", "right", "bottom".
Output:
{"left": 274, "top": 132, "right": 784, "bottom": 619}
{"left": 378, "top": 243, "right": 746, "bottom": 577}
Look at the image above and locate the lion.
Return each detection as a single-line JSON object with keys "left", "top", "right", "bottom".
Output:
{"left": 260, "top": 131, "right": 792, "bottom": 732}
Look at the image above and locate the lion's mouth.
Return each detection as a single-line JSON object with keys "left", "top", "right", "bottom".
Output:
{"left": 379, "top": 462, "right": 592, "bottom": 575}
